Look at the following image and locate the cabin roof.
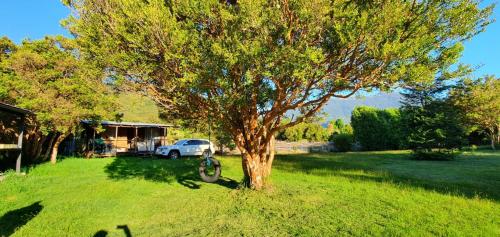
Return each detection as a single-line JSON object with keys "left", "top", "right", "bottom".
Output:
{"left": 81, "top": 120, "right": 174, "bottom": 128}
{"left": 0, "top": 102, "right": 32, "bottom": 115}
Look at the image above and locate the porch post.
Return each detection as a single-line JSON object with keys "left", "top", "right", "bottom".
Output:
{"left": 15, "top": 115, "right": 25, "bottom": 174}
{"left": 134, "top": 127, "right": 138, "bottom": 152}
{"left": 114, "top": 126, "right": 118, "bottom": 154}
{"left": 149, "top": 127, "right": 153, "bottom": 153}
{"left": 92, "top": 128, "right": 96, "bottom": 155}
{"left": 163, "top": 127, "right": 166, "bottom": 146}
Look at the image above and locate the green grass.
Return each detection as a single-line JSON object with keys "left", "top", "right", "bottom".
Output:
{"left": 1, "top": 150, "right": 499, "bottom": 236}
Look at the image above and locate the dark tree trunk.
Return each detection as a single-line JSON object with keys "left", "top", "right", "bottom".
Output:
{"left": 34, "top": 135, "right": 47, "bottom": 162}
{"left": 488, "top": 128, "right": 496, "bottom": 150}
{"left": 50, "top": 133, "right": 67, "bottom": 164}
{"left": 44, "top": 134, "right": 58, "bottom": 161}
{"left": 491, "top": 135, "right": 496, "bottom": 150}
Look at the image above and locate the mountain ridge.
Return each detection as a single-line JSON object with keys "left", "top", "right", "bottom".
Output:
{"left": 323, "top": 92, "right": 402, "bottom": 122}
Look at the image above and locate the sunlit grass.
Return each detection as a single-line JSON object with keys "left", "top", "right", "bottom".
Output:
{"left": 1, "top": 150, "right": 499, "bottom": 236}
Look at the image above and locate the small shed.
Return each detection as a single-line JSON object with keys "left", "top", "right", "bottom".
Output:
{"left": 0, "top": 102, "right": 32, "bottom": 173}
{"left": 80, "top": 120, "right": 175, "bottom": 156}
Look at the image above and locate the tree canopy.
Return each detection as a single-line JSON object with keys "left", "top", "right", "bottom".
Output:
{"left": 64, "top": 0, "right": 493, "bottom": 189}
{"left": 451, "top": 76, "right": 500, "bottom": 149}
{"left": 0, "top": 36, "right": 116, "bottom": 163}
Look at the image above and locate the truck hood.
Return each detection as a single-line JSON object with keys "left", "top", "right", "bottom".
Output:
{"left": 157, "top": 145, "right": 179, "bottom": 150}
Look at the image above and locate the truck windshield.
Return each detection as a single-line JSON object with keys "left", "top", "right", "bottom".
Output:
{"left": 173, "top": 140, "right": 185, "bottom": 145}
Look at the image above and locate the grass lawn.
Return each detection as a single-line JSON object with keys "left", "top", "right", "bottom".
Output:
{"left": 1, "top": 150, "right": 499, "bottom": 236}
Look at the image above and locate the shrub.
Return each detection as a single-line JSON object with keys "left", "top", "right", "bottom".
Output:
{"left": 280, "top": 123, "right": 306, "bottom": 142}
{"left": 279, "top": 122, "right": 329, "bottom": 142}
{"left": 303, "top": 123, "right": 329, "bottom": 142}
{"left": 327, "top": 119, "right": 353, "bottom": 136}
{"left": 332, "top": 134, "right": 354, "bottom": 152}
{"left": 471, "top": 145, "right": 478, "bottom": 152}
{"left": 411, "top": 150, "right": 459, "bottom": 161}
{"left": 351, "top": 106, "right": 402, "bottom": 151}
{"left": 462, "top": 145, "right": 478, "bottom": 152}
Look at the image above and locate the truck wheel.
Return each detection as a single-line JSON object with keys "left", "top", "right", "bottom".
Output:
{"left": 168, "top": 150, "right": 180, "bottom": 160}
{"left": 199, "top": 157, "right": 221, "bottom": 183}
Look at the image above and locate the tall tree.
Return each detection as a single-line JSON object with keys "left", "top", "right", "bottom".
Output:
{"left": 0, "top": 37, "right": 117, "bottom": 164}
{"left": 64, "top": 0, "right": 492, "bottom": 189}
{"left": 399, "top": 76, "right": 468, "bottom": 157}
{"left": 400, "top": 100, "right": 467, "bottom": 156}
{"left": 451, "top": 76, "right": 500, "bottom": 149}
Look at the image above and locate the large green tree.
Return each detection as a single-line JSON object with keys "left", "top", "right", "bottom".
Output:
{"left": 0, "top": 37, "right": 116, "bottom": 164}
{"left": 451, "top": 76, "right": 500, "bottom": 149}
{"left": 64, "top": 0, "right": 492, "bottom": 189}
{"left": 399, "top": 76, "right": 468, "bottom": 158}
{"left": 400, "top": 101, "right": 467, "bottom": 155}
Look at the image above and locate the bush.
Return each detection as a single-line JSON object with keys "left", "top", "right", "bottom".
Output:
{"left": 351, "top": 106, "right": 402, "bottom": 151}
{"left": 278, "top": 123, "right": 304, "bottom": 141}
{"left": 411, "top": 150, "right": 459, "bottom": 161}
{"left": 278, "top": 122, "right": 329, "bottom": 142}
{"left": 303, "top": 123, "right": 329, "bottom": 142}
{"left": 462, "top": 145, "right": 478, "bottom": 152}
{"left": 327, "top": 119, "right": 353, "bottom": 136}
{"left": 332, "top": 134, "right": 354, "bottom": 152}
{"left": 470, "top": 144, "right": 478, "bottom": 152}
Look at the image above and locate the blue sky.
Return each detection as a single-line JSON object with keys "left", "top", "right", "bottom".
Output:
{"left": 1, "top": 0, "right": 498, "bottom": 77}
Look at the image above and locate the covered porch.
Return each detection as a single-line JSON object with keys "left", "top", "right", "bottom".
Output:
{"left": 0, "top": 102, "right": 32, "bottom": 173}
{"left": 81, "top": 120, "right": 174, "bottom": 157}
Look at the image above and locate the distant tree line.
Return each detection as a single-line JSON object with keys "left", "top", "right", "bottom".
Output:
{"left": 348, "top": 76, "right": 499, "bottom": 159}
{"left": 275, "top": 75, "right": 499, "bottom": 160}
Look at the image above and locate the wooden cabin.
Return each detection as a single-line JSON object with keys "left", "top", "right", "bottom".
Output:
{"left": 80, "top": 120, "right": 174, "bottom": 156}
{"left": 0, "top": 102, "right": 32, "bottom": 173}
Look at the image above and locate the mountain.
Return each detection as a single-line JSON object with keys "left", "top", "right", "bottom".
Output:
{"left": 117, "top": 91, "right": 401, "bottom": 125}
{"left": 323, "top": 92, "right": 402, "bottom": 122}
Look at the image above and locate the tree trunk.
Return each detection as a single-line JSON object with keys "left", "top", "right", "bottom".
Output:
{"left": 237, "top": 134, "right": 276, "bottom": 190}
{"left": 263, "top": 135, "right": 276, "bottom": 177}
{"left": 44, "top": 134, "right": 58, "bottom": 161}
{"left": 491, "top": 135, "right": 496, "bottom": 150}
{"left": 50, "top": 134, "right": 67, "bottom": 164}
{"left": 488, "top": 128, "right": 496, "bottom": 150}
{"left": 496, "top": 125, "right": 500, "bottom": 148}
{"left": 34, "top": 135, "right": 47, "bottom": 162}
{"left": 241, "top": 153, "right": 265, "bottom": 189}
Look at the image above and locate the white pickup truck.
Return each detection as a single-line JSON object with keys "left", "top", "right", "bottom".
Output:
{"left": 155, "top": 139, "right": 216, "bottom": 159}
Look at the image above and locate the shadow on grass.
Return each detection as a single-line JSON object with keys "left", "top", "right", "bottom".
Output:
{"left": 273, "top": 152, "right": 500, "bottom": 201}
{"left": 93, "top": 230, "right": 108, "bottom": 237}
{"left": 105, "top": 157, "right": 238, "bottom": 190}
{"left": 0, "top": 201, "right": 43, "bottom": 236}
{"left": 94, "top": 225, "right": 132, "bottom": 237}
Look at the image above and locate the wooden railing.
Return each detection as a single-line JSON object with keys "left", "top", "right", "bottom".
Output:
{"left": 89, "top": 137, "right": 168, "bottom": 155}
{"left": 0, "top": 144, "right": 20, "bottom": 150}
